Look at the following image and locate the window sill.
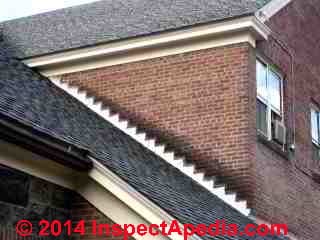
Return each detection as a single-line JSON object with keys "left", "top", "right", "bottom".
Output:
{"left": 257, "top": 133, "right": 290, "bottom": 160}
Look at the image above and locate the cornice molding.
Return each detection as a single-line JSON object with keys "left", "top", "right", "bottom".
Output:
{"left": 24, "top": 16, "right": 270, "bottom": 77}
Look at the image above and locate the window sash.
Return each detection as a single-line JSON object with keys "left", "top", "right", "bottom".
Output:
{"left": 312, "top": 143, "right": 320, "bottom": 160}
{"left": 256, "top": 59, "right": 282, "bottom": 114}
{"left": 311, "top": 108, "right": 320, "bottom": 145}
{"left": 257, "top": 99, "right": 282, "bottom": 140}
{"left": 256, "top": 59, "right": 283, "bottom": 140}
{"left": 268, "top": 69, "right": 281, "bottom": 112}
{"left": 257, "top": 60, "right": 268, "bottom": 100}
{"left": 257, "top": 100, "right": 268, "bottom": 137}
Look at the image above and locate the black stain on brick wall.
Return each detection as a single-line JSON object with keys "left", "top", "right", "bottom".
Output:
{"left": 0, "top": 164, "right": 72, "bottom": 239}
{"left": 0, "top": 165, "right": 29, "bottom": 207}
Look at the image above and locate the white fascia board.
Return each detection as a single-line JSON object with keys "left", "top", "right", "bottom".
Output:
{"left": 0, "top": 139, "right": 81, "bottom": 190}
{"left": 0, "top": 139, "right": 201, "bottom": 240}
{"left": 89, "top": 158, "right": 173, "bottom": 223}
{"left": 88, "top": 158, "right": 203, "bottom": 240}
{"left": 256, "top": 0, "right": 293, "bottom": 23}
{"left": 77, "top": 178, "right": 171, "bottom": 240}
{"left": 24, "top": 15, "right": 270, "bottom": 75}
{"left": 38, "top": 32, "right": 256, "bottom": 77}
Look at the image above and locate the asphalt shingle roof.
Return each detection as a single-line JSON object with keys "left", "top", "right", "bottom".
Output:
{"left": 0, "top": 49, "right": 287, "bottom": 240}
{"left": 0, "top": 0, "right": 270, "bottom": 59}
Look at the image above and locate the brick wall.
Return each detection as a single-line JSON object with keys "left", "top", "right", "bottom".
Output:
{"left": 70, "top": 194, "right": 134, "bottom": 240}
{"left": 255, "top": 0, "right": 320, "bottom": 239}
{"left": 60, "top": 1, "right": 320, "bottom": 238}
{"left": 0, "top": 164, "right": 130, "bottom": 240}
{"left": 62, "top": 43, "right": 256, "bottom": 201}
{"left": 0, "top": 164, "right": 72, "bottom": 239}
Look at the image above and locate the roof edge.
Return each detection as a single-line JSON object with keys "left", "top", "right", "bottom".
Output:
{"left": 88, "top": 157, "right": 204, "bottom": 240}
{"left": 255, "top": 0, "right": 293, "bottom": 22}
{"left": 0, "top": 112, "right": 92, "bottom": 170}
{"left": 0, "top": 138, "right": 201, "bottom": 240}
{"left": 18, "top": 13, "right": 253, "bottom": 60}
{"left": 24, "top": 15, "right": 270, "bottom": 76}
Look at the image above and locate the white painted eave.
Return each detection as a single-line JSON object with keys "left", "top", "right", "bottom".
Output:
{"left": 89, "top": 158, "right": 203, "bottom": 240}
{"left": 24, "top": 15, "right": 270, "bottom": 71}
{"left": 0, "top": 139, "right": 199, "bottom": 240}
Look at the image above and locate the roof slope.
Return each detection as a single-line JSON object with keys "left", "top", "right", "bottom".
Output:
{"left": 0, "top": 50, "right": 287, "bottom": 240}
{"left": 0, "top": 0, "right": 269, "bottom": 59}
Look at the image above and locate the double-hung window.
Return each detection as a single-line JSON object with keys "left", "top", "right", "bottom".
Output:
{"left": 311, "top": 106, "right": 320, "bottom": 159}
{"left": 256, "top": 58, "right": 283, "bottom": 140}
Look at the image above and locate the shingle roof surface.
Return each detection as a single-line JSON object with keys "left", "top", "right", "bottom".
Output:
{"left": 0, "top": 49, "right": 287, "bottom": 240}
{"left": 0, "top": 0, "right": 270, "bottom": 59}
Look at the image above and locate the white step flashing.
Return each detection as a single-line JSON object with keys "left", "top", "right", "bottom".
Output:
{"left": 51, "top": 78, "right": 251, "bottom": 216}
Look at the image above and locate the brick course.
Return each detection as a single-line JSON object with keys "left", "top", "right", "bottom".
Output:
{"left": 255, "top": 0, "right": 320, "bottom": 239}
{"left": 61, "top": 1, "right": 320, "bottom": 239}
{"left": 70, "top": 194, "right": 135, "bottom": 240}
{"left": 62, "top": 43, "right": 256, "bottom": 201}
{"left": 0, "top": 164, "right": 132, "bottom": 240}
{"left": 0, "top": 164, "right": 72, "bottom": 240}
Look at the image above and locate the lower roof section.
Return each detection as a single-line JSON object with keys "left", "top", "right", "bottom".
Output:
{"left": 0, "top": 137, "right": 288, "bottom": 240}
{"left": 0, "top": 139, "right": 170, "bottom": 240}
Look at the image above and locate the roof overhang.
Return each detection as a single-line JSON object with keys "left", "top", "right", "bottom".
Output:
{"left": 0, "top": 112, "right": 91, "bottom": 170}
{"left": 23, "top": 15, "right": 271, "bottom": 77}
{"left": 0, "top": 139, "right": 201, "bottom": 240}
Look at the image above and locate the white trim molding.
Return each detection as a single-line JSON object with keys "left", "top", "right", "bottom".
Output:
{"left": 87, "top": 158, "right": 202, "bottom": 240}
{"left": 51, "top": 77, "right": 251, "bottom": 216}
{"left": 24, "top": 15, "right": 270, "bottom": 77}
{"left": 0, "top": 139, "right": 199, "bottom": 240}
{"left": 0, "top": 139, "right": 82, "bottom": 190}
{"left": 256, "top": 0, "right": 293, "bottom": 23}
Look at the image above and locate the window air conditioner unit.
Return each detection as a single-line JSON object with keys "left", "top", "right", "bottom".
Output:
{"left": 273, "top": 120, "right": 286, "bottom": 145}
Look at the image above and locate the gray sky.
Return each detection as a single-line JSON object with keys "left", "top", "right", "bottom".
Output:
{"left": 0, "top": 0, "right": 99, "bottom": 22}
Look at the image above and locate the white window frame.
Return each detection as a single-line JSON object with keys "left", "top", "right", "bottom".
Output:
{"left": 311, "top": 105, "right": 320, "bottom": 146}
{"left": 256, "top": 57, "right": 284, "bottom": 141}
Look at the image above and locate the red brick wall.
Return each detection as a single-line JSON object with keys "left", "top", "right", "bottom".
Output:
{"left": 62, "top": 43, "right": 256, "bottom": 201}
{"left": 255, "top": 0, "right": 320, "bottom": 239}
{"left": 0, "top": 163, "right": 125, "bottom": 240}
{"left": 61, "top": 2, "right": 320, "bottom": 237}
{"left": 71, "top": 194, "right": 135, "bottom": 240}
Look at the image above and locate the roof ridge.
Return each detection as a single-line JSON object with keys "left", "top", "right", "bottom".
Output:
{"left": 51, "top": 77, "right": 251, "bottom": 216}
